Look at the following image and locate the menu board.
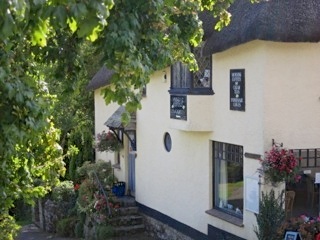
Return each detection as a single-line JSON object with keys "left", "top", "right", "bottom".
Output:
{"left": 170, "top": 95, "right": 187, "bottom": 120}
{"left": 230, "top": 69, "right": 245, "bottom": 111}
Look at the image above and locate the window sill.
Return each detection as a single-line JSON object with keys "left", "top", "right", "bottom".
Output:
{"left": 169, "top": 88, "right": 214, "bottom": 95}
{"left": 205, "top": 209, "right": 244, "bottom": 227}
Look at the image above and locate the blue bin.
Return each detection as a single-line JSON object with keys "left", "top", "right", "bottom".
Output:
{"left": 112, "top": 182, "right": 126, "bottom": 197}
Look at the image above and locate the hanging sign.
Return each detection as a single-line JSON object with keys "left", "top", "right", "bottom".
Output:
{"left": 230, "top": 69, "right": 245, "bottom": 111}
{"left": 170, "top": 95, "right": 187, "bottom": 120}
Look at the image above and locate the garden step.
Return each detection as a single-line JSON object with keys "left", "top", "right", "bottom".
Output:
{"left": 113, "top": 224, "right": 145, "bottom": 236}
{"left": 114, "top": 196, "right": 137, "bottom": 207}
{"left": 118, "top": 206, "right": 139, "bottom": 216}
{"left": 110, "top": 215, "right": 144, "bottom": 227}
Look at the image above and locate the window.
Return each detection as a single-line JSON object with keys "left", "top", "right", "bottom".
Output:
{"left": 170, "top": 44, "right": 213, "bottom": 95}
{"left": 292, "top": 148, "right": 320, "bottom": 168}
{"left": 213, "top": 141, "right": 244, "bottom": 218}
{"left": 164, "top": 132, "right": 172, "bottom": 152}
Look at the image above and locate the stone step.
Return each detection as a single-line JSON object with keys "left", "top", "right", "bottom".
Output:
{"left": 110, "top": 215, "right": 144, "bottom": 227}
{"left": 113, "top": 224, "right": 145, "bottom": 236}
{"left": 114, "top": 196, "right": 137, "bottom": 207}
{"left": 118, "top": 206, "right": 139, "bottom": 216}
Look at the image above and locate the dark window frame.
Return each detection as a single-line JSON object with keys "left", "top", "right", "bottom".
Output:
{"left": 292, "top": 148, "right": 320, "bottom": 168}
{"left": 212, "top": 141, "right": 244, "bottom": 219}
{"left": 169, "top": 45, "right": 214, "bottom": 95}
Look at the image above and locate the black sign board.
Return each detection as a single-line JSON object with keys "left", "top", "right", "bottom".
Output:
{"left": 170, "top": 95, "right": 187, "bottom": 120}
{"left": 284, "top": 231, "right": 301, "bottom": 240}
{"left": 230, "top": 69, "right": 245, "bottom": 111}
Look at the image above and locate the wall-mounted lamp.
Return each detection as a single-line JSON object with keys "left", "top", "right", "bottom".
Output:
{"left": 163, "top": 71, "right": 167, "bottom": 82}
{"left": 272, "top": 139, "right": 283, "bottom": 147}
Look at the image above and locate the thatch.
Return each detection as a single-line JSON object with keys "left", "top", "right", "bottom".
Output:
{"left": 86, "top": 66, "right": 114, "bottom": 91}
{"left": 202, "top": 0, "right": 320, "bottom": 55}
{"left": 88, "top": 0, "right": 320, "bottom": 90}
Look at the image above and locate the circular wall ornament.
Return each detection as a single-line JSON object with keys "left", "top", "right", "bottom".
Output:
{"left": 164, "top": 132, "right": 172, "bottom": 152}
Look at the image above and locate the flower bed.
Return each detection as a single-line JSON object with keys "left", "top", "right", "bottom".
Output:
{"left": 277, "top": 215, "right": 320, "bottom": 240}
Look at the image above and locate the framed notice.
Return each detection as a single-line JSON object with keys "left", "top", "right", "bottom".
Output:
{"left": 245, "top": 177, "right": 259, "bottom": 214}
{"left": 170, "top": 95, "right": 187, "bottom": 120}
{"left": 315, "top": 172, "right": 320, "bottom": 184}
{"left": 284, "top": 231, "right": 301, "bottom": 240}
{"left": 230, "top": 69, "right": 245, "bottom": 111}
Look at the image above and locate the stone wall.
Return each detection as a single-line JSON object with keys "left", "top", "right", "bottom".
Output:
{"left": 43, "top": 199, "right": 68, "bottom": 233}
{"left": 142, "top": 214, "right": 193, "bottom": 240}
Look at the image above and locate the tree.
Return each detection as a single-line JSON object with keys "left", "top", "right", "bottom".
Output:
{"left": 0, "top": 0, "right": 245, "bottom": 237}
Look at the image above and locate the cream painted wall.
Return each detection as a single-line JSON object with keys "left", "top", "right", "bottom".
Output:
{"left": 209, "top": 41, "right": 266, "bottom": 239}
{"left": 135, "top": 43, "right": 267, "bottom": 239}
{"left": 94, "top": 89, "right": 128, "bottom": 182}
{"left": 136, "top": 69, "right": 213, "bottom": 233}
{"left": 263, "top": 42, "right": 320, "bottom": 149}
{"left": 94, "top": 40, "right": 320, "bottom": 240}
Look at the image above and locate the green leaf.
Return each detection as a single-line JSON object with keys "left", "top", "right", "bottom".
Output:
{"left": 1, "top": 13, "right": 15, "bottom": 39}
{"left": 77, "top": 18, "right": 99, "bottom": 38}
{"left": 54, "top": 6, "right": 68, "bottom": 28}
{"left": 67, "top": 18, "right": 78, "bottom": 33}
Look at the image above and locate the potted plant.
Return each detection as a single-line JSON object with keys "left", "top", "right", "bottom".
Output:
{"left": 260, "top": 146, "right": 301, "bottom": 186}
{"left": 96, "top": 131, "right": 122, "bottom": 152}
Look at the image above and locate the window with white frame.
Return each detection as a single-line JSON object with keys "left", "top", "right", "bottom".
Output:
{"left": 213, "top": 141, "right": 244, "bottom": 218}
{"left": 170, "top": 43, "right": 213, "bottom": 95}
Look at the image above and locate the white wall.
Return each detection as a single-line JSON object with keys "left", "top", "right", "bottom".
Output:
{"left": 263, "top": 42, "right": 320, "bottom": 149}
{"left": 135, "top": 40, "right": 320, "bottom": 240}
{"left": 95, "top": 40, "right": 320, "bottom": 240}
{"left": 94, "top": 89, "right": 127, "bottom": 182}
{"left": 209, "top": 40, "right": 266, "bottom": 239}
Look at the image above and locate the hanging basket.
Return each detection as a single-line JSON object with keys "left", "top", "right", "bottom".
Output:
{"left": 260, "top": 146, "right": 301, "bottom": 186}
{"left": 96, "top": 131, "right": 122, "bottom": 152}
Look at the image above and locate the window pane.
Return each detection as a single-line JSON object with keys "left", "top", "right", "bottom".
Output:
{"left": 170, "top": 44, "right": 212, "bottom": 94}
{"left": 171, "top": 62, "right": 191, "bottom": 89}
{"left": 214, "top": 141, "right": 243, "bottom": 218}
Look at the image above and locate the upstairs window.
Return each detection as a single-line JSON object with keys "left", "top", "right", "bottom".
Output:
{"left": 170, "top": 44, "right": 213, "bottom": 95}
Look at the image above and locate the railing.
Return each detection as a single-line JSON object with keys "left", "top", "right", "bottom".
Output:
{"left": 92, "top": 170, "right": 112, "bottom": 216}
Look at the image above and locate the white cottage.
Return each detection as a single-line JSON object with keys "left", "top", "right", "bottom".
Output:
{"left": 87, "top": 0, "right": 320, "bottom": 239}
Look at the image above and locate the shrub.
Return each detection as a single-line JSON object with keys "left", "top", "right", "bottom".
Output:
{"left": 56, "top": 217, "right": 78, "bottom": 237}
{"left": 96, "top": 225, "right": 114, "bottom": 239}
{"left": 0, "top": 213, "right": 20, "bottom": 240}
{"left": 76, "top": 160, "right": 116, "bottom": 187}
{"left": 75, "top": 221, "right": 84, "bottom": 238}
{"left": 51, "top": 180, "right": 76, "bottom": 203}
{"left": 254, "top": 189, "right": 285, "bottom": 240}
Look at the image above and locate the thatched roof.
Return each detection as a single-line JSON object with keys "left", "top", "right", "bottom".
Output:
{"left": 86, "top": 66, "right": 114, "bottom": 91}
{"left": 88, "top": 0, "right": 320, "bottom": 90}
{"left": 202, "top": 0, "right": 320, "bottom": 55}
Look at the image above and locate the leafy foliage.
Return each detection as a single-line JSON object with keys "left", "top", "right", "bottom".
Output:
{"left": 0, "top": 213, "right": 20, "bottom": 240}
{"left": 96, "top": 131, "right": 122, "bottom": 152}
{"left": 0, "top": 0, "right": 254, "bottom": 237}
{"left": 56, "top": 216, "right": 78, "bottom": 237}
{"left": 254, "top": 189, "right": 285, "bottom": 240}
